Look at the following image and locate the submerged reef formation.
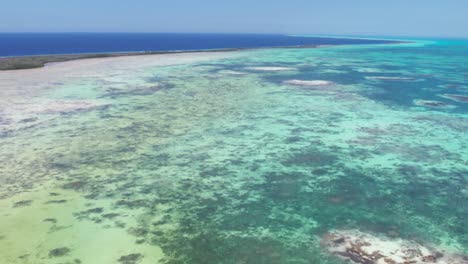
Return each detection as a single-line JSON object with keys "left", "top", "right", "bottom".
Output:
{"left": 438, "top": 94, "right": 468, "bottom": 103}
{"left": 413, "top": 99, "right": 456, "bottom": 109}
{"left": 322, "top": 230, "right": 468, "bottom": 264}
{"left": 366, "top": 76, "right": 416, "bottom": 81}
{"left": 244, "top": 66, "right": 296, "bottom": 71}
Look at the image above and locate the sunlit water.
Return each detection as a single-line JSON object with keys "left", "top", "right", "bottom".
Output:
{"left": 0, "top": 39, "right": 467, "bottom": 264}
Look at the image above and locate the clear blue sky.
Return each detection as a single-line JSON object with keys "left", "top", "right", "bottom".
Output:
{"left": 2, "top": 0, "right": 467, "bottom": 37}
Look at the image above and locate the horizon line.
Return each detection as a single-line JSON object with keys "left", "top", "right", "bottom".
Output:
{"left": 0, "top": 32, "right": 467, "bottom": 40}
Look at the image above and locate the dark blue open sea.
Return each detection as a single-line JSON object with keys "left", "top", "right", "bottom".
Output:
{"left": 0, "top": 33, "right": 396, "bottom": 57}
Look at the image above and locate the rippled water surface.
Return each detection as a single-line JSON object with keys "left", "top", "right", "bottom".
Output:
{"left": 0, "top": 39, "right": 467, "bottom": 264}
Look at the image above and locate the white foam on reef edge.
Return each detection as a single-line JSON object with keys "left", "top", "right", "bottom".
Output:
{"left": 283, "top": 79, "right": 334, "bottom": 87}
{"left": 321, "top": 230, "right": 468, "bottom": 264}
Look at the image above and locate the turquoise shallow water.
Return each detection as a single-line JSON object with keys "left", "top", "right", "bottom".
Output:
{"left": 0, "top": 40, "right": 467, "bottom": 263}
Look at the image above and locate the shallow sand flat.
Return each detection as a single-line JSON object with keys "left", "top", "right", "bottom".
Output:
{"left": 0, "top": 51, "right": 239, "bottom": 102}
{"left": 0, "top": 51, "right": 240, "bottom": 135}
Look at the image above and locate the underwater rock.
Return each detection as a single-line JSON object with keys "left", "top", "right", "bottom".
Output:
{"left": 438, "top": 94, "right": 468, "bottom": 103}
{"left": 283, "top": 79, "right": 334, "bottom": 87}
{"left": 413, "top": 99, "right": 456, "bottom": 109}
{"left": 245, "top": 66, "right": 295, "bottom": 71}
{"left": 321, "top": 230, "right": 468, "bottom": 264}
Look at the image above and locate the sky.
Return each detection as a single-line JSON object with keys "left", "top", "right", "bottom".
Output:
{"left": 1, "top": 0, "right": 468, "bottom": 37}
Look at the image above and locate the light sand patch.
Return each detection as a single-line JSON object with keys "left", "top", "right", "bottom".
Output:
{"left": 0, "top": 100, "right": 109, "bottom": 136}
{"left": 322, "top": 230, "right": 467, "bottom": 264}
{"left": 244, "top": 66, "right": 295, "bottom": 71}
{"left": 283, "top": 79, "right": 334, "bottom": 87}
{"left": 27, "top": 100, "right": 109, "bottom": 114}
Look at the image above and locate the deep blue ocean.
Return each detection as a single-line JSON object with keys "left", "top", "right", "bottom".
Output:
{"left": 0, "top": 33, "right": 396, "bottom": 57}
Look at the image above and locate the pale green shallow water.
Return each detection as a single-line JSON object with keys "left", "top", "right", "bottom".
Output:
{"left": 0, "top": 40, "right": 467, "bottom": 264}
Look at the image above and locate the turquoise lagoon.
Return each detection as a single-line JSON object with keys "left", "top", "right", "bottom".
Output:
{"left": 0, "top": 39, "right": 467, "bottom": 263}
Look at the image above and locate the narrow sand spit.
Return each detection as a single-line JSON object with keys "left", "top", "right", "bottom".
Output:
{"left": 322, "top": 230, "right": 468, "bottom": 264}
{"left": 283, "top": 79, "right": 334, "bottom": 87}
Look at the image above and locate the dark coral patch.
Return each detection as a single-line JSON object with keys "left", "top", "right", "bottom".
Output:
{"left": 118, "top": 253, "right": 143, "bottom": 264}
{"left": 85, "top": 207, "right": 104, "bottom": 214}
{"left": 45, "top": 199, "right": 67, "bottom": 204}
{"left": 13, "top": 200, "right": 33, "bottom": 208}
{"left": 62, "top": 181, "right": 88, "bottom": 191}
{"left": 102, "top": 213, "right": 120, "bottom": 219}
{"left": 281, "top": 148, "right": 338, "bottom": 167}
{"left": 48, "top": 247, "right": 71, "bottom": 258}
{"left": 43, "top": 218, "right": 58, "bottom": 224}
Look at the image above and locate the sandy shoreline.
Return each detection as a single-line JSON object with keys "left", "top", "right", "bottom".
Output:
{"left": 0, "top": 45, "right": 319, "bottom": 71}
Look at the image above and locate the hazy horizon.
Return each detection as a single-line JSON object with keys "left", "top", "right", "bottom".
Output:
{"left": 1, "top": 32, "right": 467, "bottom": 41}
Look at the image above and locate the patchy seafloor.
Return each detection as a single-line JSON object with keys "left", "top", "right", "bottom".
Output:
{"left": 0, "top": 40, "right": 467, "bottom": 264}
